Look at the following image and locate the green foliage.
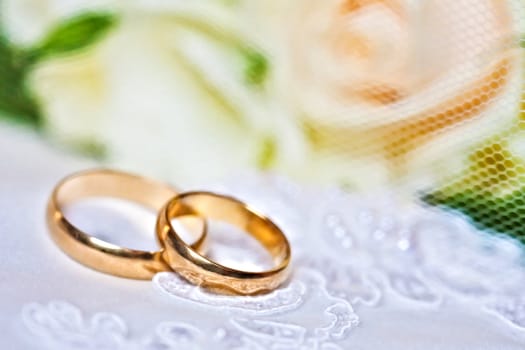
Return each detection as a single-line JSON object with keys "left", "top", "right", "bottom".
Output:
{"left": 423, "top": 188, "right": 525, "bottom": 245}
{"left": 422, "top": 139, "right": 525, "bottom": 246}
{"left": 0, "top": 12, "right": 117, "bottom": 127}
{"left": 425, "top": 37, "right": 525, "bottom": 245}
{"left": 242, "top": 48, "right": 268, "bottom": 87}
{"left": 0, "top": 35, "right": 40, "bottom": 126}
{"left": 28, "top": 12, "right": 117, "bottom": 62}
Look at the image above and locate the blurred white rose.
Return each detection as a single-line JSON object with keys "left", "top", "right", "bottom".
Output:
{"left": 14, "top": 1, "right": 311, "bottom": 186}
{"left": 240, "top": 0, "right": 523, "bottom": 189}
{"left": 2, "top": 0, "right": 523, "bottom": 190}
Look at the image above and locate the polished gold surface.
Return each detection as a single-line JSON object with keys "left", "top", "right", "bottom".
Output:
{"left": 46, "top": 169, "right": 207, "bottom": 279}
{"left": 157, "top": 191, "right": 291, "bottom": 295}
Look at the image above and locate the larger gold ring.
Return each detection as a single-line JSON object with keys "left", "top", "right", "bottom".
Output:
{"left": 46, "top": 169, "right": 207, "bottom": 279}
{"left": 157, "top": 191, "right": 292, "bottom": 295}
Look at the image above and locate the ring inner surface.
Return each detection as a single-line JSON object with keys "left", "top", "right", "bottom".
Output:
{"left": 167, "top": 193, "right": 289, "bottom": 269}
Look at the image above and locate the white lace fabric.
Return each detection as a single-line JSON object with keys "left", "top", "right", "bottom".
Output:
{"left": 1, "top": 125, "right": 525, "bottom": 349}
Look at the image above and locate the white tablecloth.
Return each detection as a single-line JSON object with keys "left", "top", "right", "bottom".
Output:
{"left": 1, "top": 124, "right": 524, "bottom": 349}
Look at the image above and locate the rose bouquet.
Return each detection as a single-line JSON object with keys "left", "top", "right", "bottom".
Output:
{"left": 0, "top": 0, "right": 524, "bottom": 242}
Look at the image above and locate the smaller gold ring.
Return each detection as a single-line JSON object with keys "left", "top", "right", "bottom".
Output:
{"left": 157, "top": 191, "right": 292, "bottom": 295}
{"left": 46, "top": 169, "right": 207, "bottom": 279}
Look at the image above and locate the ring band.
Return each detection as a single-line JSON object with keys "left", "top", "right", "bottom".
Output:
{"left": 157, "top": 191, "right": 291, "bottom": 295}
{"left": 46, "top": 169, "right": 207, "bottom": 279}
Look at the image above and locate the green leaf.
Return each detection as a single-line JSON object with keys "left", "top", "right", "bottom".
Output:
{"left": 0, "top": 35, "right": 40, "bottom": 126}
{"left": 0, "top": 12, "right": 117, "bottom": 127}
{"left": 422, "top": 141, "right": 525, "bottom": 245}
{"left": 423, "top": 188, "right": 525, "bottom": 245}
{"left": 242, "top": 48, "right": 268, "bottom": 87}
{"left": 28, "top": 12, "right": 117, "bottom": 62}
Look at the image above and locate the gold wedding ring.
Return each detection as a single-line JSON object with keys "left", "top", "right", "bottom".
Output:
{"left": 46, "top": 169, "right": 207, "bottom": 279}
{"left": 157, "top": 191, "right": 291, "bottom": 295}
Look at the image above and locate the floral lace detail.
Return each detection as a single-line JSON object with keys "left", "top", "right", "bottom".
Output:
{"left": 143, "top": 322, "right": 203, "bottom": 350}
{"left": 22, "top": 301, "right": 127, "bottom": 349}
{"left": 203, "top": 174, "right": 525, "bottom": 326}
{"left": 153, "top": 272, "right": 307, "bottom": 315}
{"left": 21, "top": 174, "right": 525, "bottom": 348}
{"left": 22, "top": 300, "right": 356, "bottom": 350}
{"left": 485, "top": 296, "right": 525, "bottom": 330}
{"left": 152, "top": 267, "right": 359, "bottom": 348}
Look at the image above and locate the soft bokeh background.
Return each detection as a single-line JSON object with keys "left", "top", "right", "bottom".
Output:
{"left": 1, "top": 0, "right": 524, "bottom": 243}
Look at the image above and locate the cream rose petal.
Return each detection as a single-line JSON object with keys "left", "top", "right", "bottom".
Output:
{"left": 30, "top": 12, "right": 276, "bottom": 186}
{"left": 159, "top": 24, "right": 311, "bottom": 170}
{"left": 29, "top": 50, "right": 109, "bottom": 149}
{"left": 236, "top": 0, "right": 523, "bottom": 190}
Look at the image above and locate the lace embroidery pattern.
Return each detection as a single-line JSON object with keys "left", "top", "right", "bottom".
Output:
{"left": 22, "top": 301, "right": 127, "bottom": 349}
{"left": 22, "top": 300, "right": 356, "bottom": 350}
{"left": 21, "top": 175, "right": 525, "bottom": 348}
{"left": 201, "top": 175, "right": 525, "bottom": 329}
{"left": 153, "top": 272, "right": 307, "bottom": 315}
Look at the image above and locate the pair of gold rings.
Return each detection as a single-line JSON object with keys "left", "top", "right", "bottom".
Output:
{"left": 46, "top": 169, "right": 291, "bottom": 295}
